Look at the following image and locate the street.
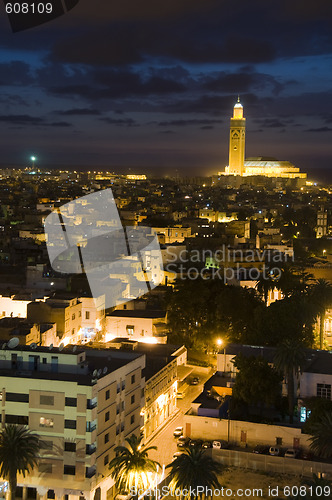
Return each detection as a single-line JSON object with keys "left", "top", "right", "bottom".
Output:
{"left": 147, "top": 367, "right": 212, "bottom": 469}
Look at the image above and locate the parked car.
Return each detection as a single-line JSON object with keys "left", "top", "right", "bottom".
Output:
{"left": 190, "top": 439, "right": 203, "bottom": 448}
{"left": 191, "top": 377, "right": 200, "bottom": 385}
{"left": 284, "top": 448, "right": 299, "bottom": 459}
{"left": 202, "top": 441, "right": 212, "bottom": 449}
{"left": 177, "top": 436, "right": 190, "bottom": 448}
{"left": 252, "top": 445, "right": 269, "bottom": 454}
{"left": 269, "top": 447, "right": 280, "bottom": 456}
{"left": 172, "top": 452, "right": 183, "bottom": 460}
{"left": 212, "top": 440, "right": 222, "bottom": 449}
{"left": 173, "top": 426, "right": 183, "bottom": 438}
{"left": 299, "top": 450, "right": 314, "bottom": 461}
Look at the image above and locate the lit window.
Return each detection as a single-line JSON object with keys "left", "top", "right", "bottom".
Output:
{"left": 40, "top": 417, "right": 54, "bottom": 428}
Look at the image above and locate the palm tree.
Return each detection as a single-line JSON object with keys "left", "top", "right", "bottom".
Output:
{"left": 109, "top": 433, "right": 161, "bottom": 494}
{"left": 309, "top": 410, "right": 332, "bottom": 459}
{"left": 166, "top": 446, "right": 221, "bottom": 499}
{"left": 310, "top": 279, "right": 332, "bottom": 349}
{"left": 274, "top": 340, "right": 307, "bottom": 424}
{"left": 0, "top": 425, "right": 41, "bottom": 500}
{"left": 255, "top": 270, "right": 276, "bottom": 306}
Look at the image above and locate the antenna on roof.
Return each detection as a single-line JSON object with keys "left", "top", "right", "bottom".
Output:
{"left": 93, "top": 369, "right": 98, "bottom": 377}
{"left": 59, "top": 343, "right": 64, "bottom": 351}
{"left": 103, "top": 366, "right": 108, "bottom": 375}
{"left": 73, "top": 345, "right": 77, "bottom": 353}
{"left": 48, "top": 343, "right": 53, "bottom": 350}
{"left": 97, "top": 369, "right": 102, "bottom": 377}
{"left": 2, "top": 343, "right": 7, "bottom": 350}
{"left": 30, "top": 343, "right": 37, "bottom": 350}
{"left": 7, "top": 337, "right": 19, "bottom": 349}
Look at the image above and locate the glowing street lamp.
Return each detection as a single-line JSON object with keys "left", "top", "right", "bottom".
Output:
{"left": 30, "top": 156, "right": 36, "bottom": 169}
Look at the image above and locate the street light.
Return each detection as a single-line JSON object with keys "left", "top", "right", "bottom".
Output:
{"left": 30, "top": 156, "right": 36, "bottom": 169}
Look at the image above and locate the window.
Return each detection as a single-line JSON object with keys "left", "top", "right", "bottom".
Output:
{"left": 64, "top": 465, "right": 76, "bottom": 476}
{"left": 47, "top": 491, "right": 55, "bottom": 499}
{"left": 65, "top": 397, "right": 77, "bottom": 407}
{"left": 131, "top": 374, "right": 135, "bottom": 384}
{"left": 130, "top": 415, "right": 135, "bottom": 425}
{"left": 317, "top": 384, "right": 331, "bottom": 399}
{"left": 121, "top": 422, "right": 125, "bottom": 432}
{"left": 41, "top": 440, "right": 53, "bottom": 451}
{"left": 40, "top": 395, "right": 54, "bottom": 406}
{"left": 105, "top": 411, "right": 110, "bottom": 422}
{"left": 72, "top": 328, "right": 75, "bottom": 336}
{"left": 117, "top": 384, "right": 120, "bottom": 394}
{"left": 104, "top": 433, "right": 109, "bottom": 444}
{"left": 43, "top": 358, "right": 47, "bottom": 364}
{"left": 6, "top": 392, "right": 29, "bottom": 403}
{"left": 116, "top": 405, "right": 120, "bottom": 415}
{"left": 116, "top": 425, "right": 120, "bottom": 436}
{"left": 121, "top": 381, "right": 125, "bottom": 390}
{"left": 78, "top": 311, "right": 81, "bottom": 317}
{"left": 126, "top": 325, "right": 134, "bottom": 336}
{"left": 276, "top": 437, "right": 283, "bottom": 446}
{"left": 72, "top": 314, "right": 75, "bottom": 320}
{"left": 6, "top": 415, "right": 28, "bottom": 425}
{"left": 105, "top": 389, "right": 110, "bottom": 400}
{"left": 131, "top": 395, "right": 135, "bottom": 405}
{"left": 38, "top": 463, "right": 52, "bottom": 474}
{"left": 64, "top": 442, "right": 76, "bottom": 452}
{"left": 121, "top": 401, "right": 125, "bottom": 411}
{"left": 64, "top": 420, "right": 76, "bottom": 429}
{"left": 104, "top": 455, "right": 109, "bottom": 466}
{"left": 85, "top": 311, "right": 90, "bottom": 320}
{"left": 40, "top": 417, "right": 54, "bottom": 428}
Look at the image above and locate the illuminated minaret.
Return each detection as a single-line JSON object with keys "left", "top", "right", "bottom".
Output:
{"left": 228, "top": 97, "right": 246, "bottom": 175}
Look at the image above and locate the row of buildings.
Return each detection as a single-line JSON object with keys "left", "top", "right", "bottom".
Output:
{"left": 0, "top": 340, "right": 187, "bottom": 500}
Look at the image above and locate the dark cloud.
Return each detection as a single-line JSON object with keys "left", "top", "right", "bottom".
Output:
{"left": 0, "top": 61, "right": 34, "bottom": 86}
{"left": 202, "top": 71, "right": 285, "bottom": 95}
{"left": 57, "top": 108, "right": 102, "bottom": 116}
{"left": 49, "top": 121, "right": 72, "bottom": 127}
{"left": 305, "top": 126, "right": 332, "bottom": 132}
{"left": 100, "top": 117, "right": 138, "bottom": 127}
{"left": 157, "top": 119, "right": 223, "bottom": 127}
{"left": 48, "top": 69, "right": 186, "bottom": 101}
{"left": 253, "top": 118, "right": 288, "bottom": 128}
{"left": 0, "top": 114, "right": 44, "bottom": 125}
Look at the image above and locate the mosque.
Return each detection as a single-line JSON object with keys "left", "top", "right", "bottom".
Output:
{"left": 220, "top": 98, "right": 307, "bottom": 181}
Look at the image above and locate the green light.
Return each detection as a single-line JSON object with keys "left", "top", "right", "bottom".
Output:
{"left": 31, "top": 156, "right": 36, "bottom": 161}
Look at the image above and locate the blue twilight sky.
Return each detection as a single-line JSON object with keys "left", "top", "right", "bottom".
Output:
{"left": 0, "top": 0, "right": 331, "bottom": 174}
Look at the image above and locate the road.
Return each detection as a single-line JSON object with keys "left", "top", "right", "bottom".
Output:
{"left": 147, "top": 367, "right": 212, "bottom": 469}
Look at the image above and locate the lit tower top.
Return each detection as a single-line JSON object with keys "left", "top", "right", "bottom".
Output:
{"left": 228, "top": 96, "right": 246, "bottom": 175}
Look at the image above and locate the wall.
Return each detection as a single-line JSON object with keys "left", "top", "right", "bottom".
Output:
{"left": 183, "top": 414, "right": 312, "bottom": 450}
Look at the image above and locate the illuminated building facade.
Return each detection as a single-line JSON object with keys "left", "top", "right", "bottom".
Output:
{"left": 223, "top": 99, "right": 307, "bottom": 180}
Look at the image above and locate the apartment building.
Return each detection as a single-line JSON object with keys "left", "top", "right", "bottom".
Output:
{"left": 27, "top": 296, "right": 82, "bottom": 344}
{"left": 105, "top": 310, "right": 167, "bottom": 344}
{"left": 0, "top": 345, "right": 145, "bottom": 500}
{"left": 106, "top": 340, "right": 187, "bottom": 440}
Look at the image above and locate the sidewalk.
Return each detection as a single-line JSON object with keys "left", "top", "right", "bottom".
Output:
{"left": 143, "top": 408, "right": 181, "bottom": 447}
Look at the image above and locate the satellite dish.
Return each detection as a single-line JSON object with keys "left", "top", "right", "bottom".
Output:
{"left": 103, "top": 366, "right": 108, "bottom": 374}
{"left": 59, "top": 343, "right": 64, "bottom": 351}
{"left": 93, "top": 369, "right": 97, "bottom": 377}
{"left": 30, "top": 343, "right": 37, "bottom": 350}
{"left": 2, "top": 343, "right": 7, "bottom": 350}
{"left": 73, "top": 346, "right": 77, "bottom": 353}
{"left": 48, "top": 343, "right": 53, "bottom": 350}
{"left": 7, "top": 337, "right": 19, "bottom": 349}
{"left": 97, "top": 369, "right": 102, "bottom": 377}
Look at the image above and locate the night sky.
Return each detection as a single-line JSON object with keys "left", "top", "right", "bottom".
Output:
{"left": 0, "top": 0, "right": 332, "bottom": 174}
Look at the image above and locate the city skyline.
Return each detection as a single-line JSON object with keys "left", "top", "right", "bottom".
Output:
{"left": 0, "top": 1, "right": 331, "bottom": 172}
